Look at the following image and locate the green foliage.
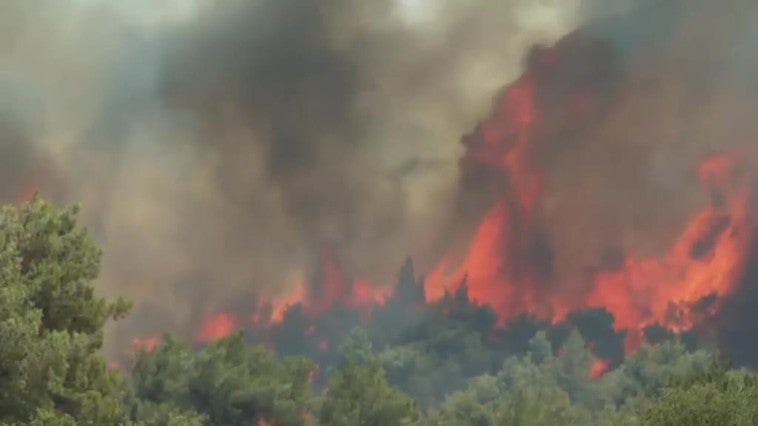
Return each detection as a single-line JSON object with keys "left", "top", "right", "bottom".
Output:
{"left": 26, "top": 409, "right": 77, "bottom": 426}
{"left": 422, "top": 329, "right": 731, "bottom": 426}
{"left": 604, "top": 339, "right": 714, "bottom": 412}
{"left": 0, "top": 199, "right": 130, "bottom": 425}
{"left": 424, "top": 330, "right": 597, "bottom": 425}
{"left": 495, "top": 330, "right": 611, "bottom": 413}
{"left": 377, "top": 281, "right": 500, "bottom": 407}
{"left": 493, "top": 387, "right": 592, "bottom": 426}
{"left": 607, "top": 361, "right": 758, "bottom": 426}
{"left": 319, "top": 328, "right": 421, "bottom": 426}
{"left": 423, "top": 388, "right": 496, "bottom": 425}
{"left": 2, "top": 199, "right": 757, "bottom": 425}
{"left": 126, "top": 332, "right": 316, "bottom": 426}
{"left": 379, "top": 343, "right": 467, "bottom": 407}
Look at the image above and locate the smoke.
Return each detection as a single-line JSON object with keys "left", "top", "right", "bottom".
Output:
{"left": 2, "top": 0, "right": 582, "bottom": 353}
{"left": 4, "top": 0, "right": 757, "bottom": 359}
{"left": 522, "top": 0, "right": 758, "bottom": 305}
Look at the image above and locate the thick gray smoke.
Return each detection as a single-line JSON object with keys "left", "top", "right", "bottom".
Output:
{"left": 6, "top": 0, "right": 755, "bottom": 357}
{"left": 1, "top": 0, "right": 581, "bottom": 352}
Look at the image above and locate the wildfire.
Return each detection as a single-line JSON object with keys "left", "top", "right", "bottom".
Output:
{"left": 425, "top": 71, "right": 546, "bottom": 323}
{"left": 348, "top": 279, "right": 390, "bottom": 308}
{"left": 196, "top": 312, "right": 239, "bottom": 343}
{"left": 15, "top": 162, "right": 58, "bottom": 203}
{"left": 131, "top": 335, "right": 160, "bottom": 352}
{"left": 268, "top": 280, "right": 307, "bottom": 324}
{"left": 588, "top": 149, "right": 755, "bottom": 350}
{"left": 421, "top": 31, "right": 756, "bottom": 351}
{"left": 128, "top": 25, "right": 756, "bottom": 362}
{"left": 190, "top": 246, "right": 391, "bottom": 345}
{"left": 590, "top": 358, "right": 610, "bottom": 379}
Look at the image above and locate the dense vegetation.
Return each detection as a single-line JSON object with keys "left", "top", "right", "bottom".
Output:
{"left": 1, "top": 199, "right": 757, "bottom": 425}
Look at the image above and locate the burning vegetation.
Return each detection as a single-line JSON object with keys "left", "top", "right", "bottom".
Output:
{"left": 4, "top": 0, "right": 758, "bottom": 423}
{"left": 132, "top": 7, "right": 758, "bottom": 379}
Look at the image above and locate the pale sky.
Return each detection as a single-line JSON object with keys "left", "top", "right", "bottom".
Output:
{"left": 69, "top": 0, "right": 576, "bottom": 31}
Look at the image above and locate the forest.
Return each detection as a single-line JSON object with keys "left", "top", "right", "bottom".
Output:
{"left": 1, "top": 198, "right": 756, "bottom": 426}
{"left": 4, "top": 2, "right": 758, "bottom": 424}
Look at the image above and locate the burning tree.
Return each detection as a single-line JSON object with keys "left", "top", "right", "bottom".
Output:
{"left": 156, "top": 3, "right": 758, "bottom": 373}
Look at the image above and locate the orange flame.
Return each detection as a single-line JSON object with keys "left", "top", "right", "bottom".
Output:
{"left": 268, "top": 280, "right": 307, "bottom": 324}
{"left": 131, "top": 335, "right": 160, "bottom": 352}
{"left": 588, "top": 149, "right": 755, "bottom": 351}
{"left": 196, "top": 312, "right": 239, "bottom": 343}
{"left": 426, "top": 73, "right": 546, "bottom": 323}
{"left": 176, "top": 34, "right": 756, "bottom": 362}
{"left": 310, "top": 244, "right": 351, "bottom": 314}
{"left": 590, "top": 358, "right": 610, "bottom": 378}
{"left": 424, "top": 31, "right": 756, "bottom": 350}
{"left": 349, "top": 279, "right": 389, "bottom": 307}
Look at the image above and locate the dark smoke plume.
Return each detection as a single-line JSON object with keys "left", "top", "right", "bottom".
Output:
{"left": 4, "top": 0, "right": 758, "bottom": 363}
{"left": 2, "top": 0, "right": 581, "bottom": 354}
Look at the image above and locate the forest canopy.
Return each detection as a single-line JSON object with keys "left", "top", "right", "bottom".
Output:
{"left": 0, "top": 198, "right": 756, "bottom": 425}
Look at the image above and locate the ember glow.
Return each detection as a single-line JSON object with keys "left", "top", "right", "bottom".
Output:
{"left": 131, "top": 335, "right": 160, "bottom": 353}
{"left": 196, "top": 312, "right": 240, "bottom": 343}
{"left": 590, "top": 358, "right": 611, "bottom": 379}
{"left": 15, "top": 163, "right": 60, "bottom": 203}
{"left": 193, "top": 245, "right": 391, "bottom": 343}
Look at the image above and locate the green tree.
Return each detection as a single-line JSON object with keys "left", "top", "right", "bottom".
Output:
{"left": 615, "top": 362, "right": 758, "bottom": 426}
{"left": 601, "top": 339, "right": 714, "bottom": 412}
{"left": 120, "top": 335, "right": 205, "bottom": 424}
{"left": 424, "top": 390, "right": 494, "bottom": 425}
{"left": 126, "top": 332, "right": 316, "bottom": 426}
{"left": 320, "top": 329, "right": 421, "bottom": 426}
{"left": 426, "top": 331, "right": 595, "bottom": 425}
{"left": 0, "top": 199, "right": 130, "bottom": 424}
{"left": 493, "top": 387, "right": 592, "bottom": 426}
{"left": 423, "top": 376, "right": 501, "bottom": 425}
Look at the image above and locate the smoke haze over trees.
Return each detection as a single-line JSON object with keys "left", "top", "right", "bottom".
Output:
{"left": 1, "top": 0, "right": 589, "bottom": 352}
{"left": 0, "top": 198, "right": 755, "bottom": 425}
{"left": 3, "top": 0, "right": 758, "bottom": 423}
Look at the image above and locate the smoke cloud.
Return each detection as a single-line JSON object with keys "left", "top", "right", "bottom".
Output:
{"left": 2, "top": 0, "right": 583, "bottom": 353}
{"left": 4, "top": 0, "right": 757, "bottom": 358}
